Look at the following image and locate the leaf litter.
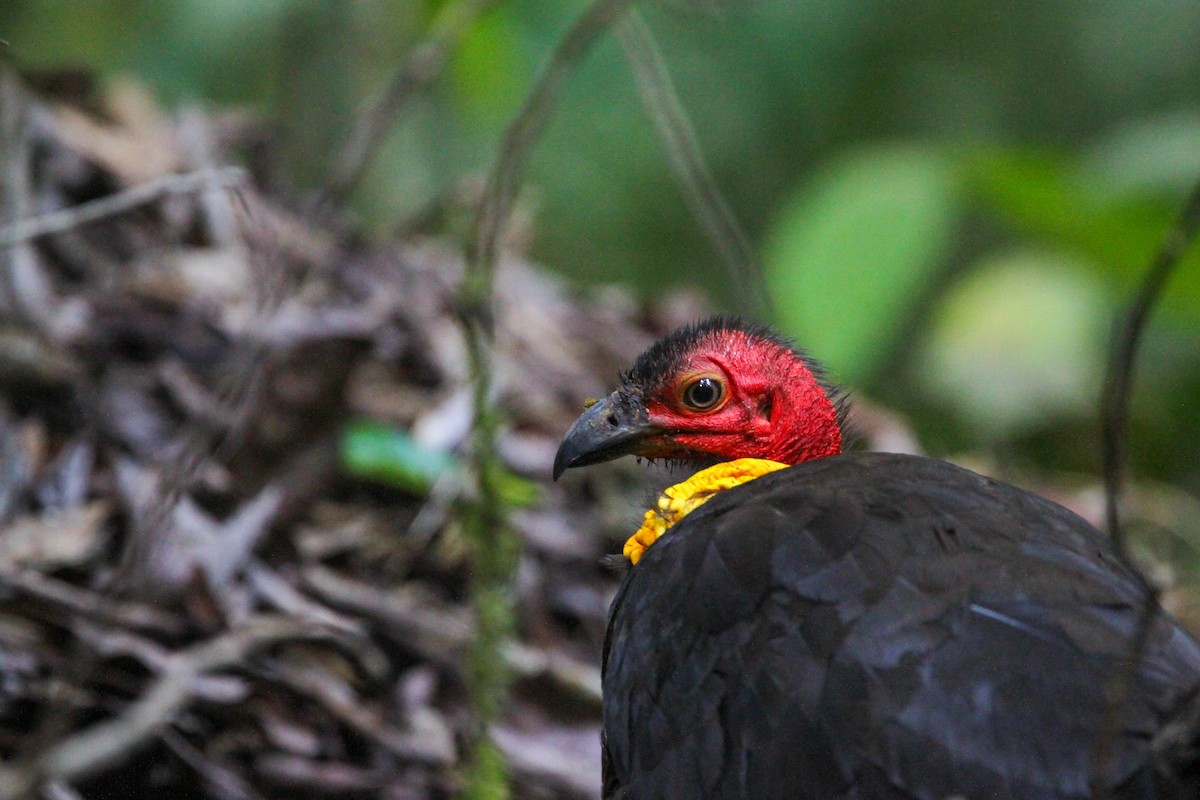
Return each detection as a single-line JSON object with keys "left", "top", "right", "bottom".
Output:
{"left": 0, "top": 69, "right": 692, "bottom": 800}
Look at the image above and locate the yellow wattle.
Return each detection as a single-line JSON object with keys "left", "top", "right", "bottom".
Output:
{"left": 623, "top": 458, "right": 789, "bottom": 565}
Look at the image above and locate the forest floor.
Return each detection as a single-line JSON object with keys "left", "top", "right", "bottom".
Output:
{"left": 0, "top": 68, "right": 715, "bottom": 800}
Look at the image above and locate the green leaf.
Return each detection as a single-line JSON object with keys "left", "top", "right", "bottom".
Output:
{"left": 451, "top": 10, "right": 529, "bottom": 130}
{"left": 915, "top": 249, "right": 1113, "bottom": 437}
{"left": 340, "top": 420, "right": 457, "bottom": 494}
{"left": 967, "top": 145, "right": 1200, "bottom": 321}
{"left": 763, "top": 144, "right": 961, "bottom": 384}
{"left": 340, "top": 421, "right": 539, "bottom": 507}
{"left": 1083, "top": 111, "right": 1200, "bottom": 199}
{"left": 967, "top": 147, "right": 1161, "bottom": 275}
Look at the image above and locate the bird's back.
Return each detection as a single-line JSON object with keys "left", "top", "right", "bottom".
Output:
{"left": 601, "top": 452, "right": 1200, "bottom": 800}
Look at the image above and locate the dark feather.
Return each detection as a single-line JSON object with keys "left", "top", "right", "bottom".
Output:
{"left": 601, "top": 452, "right": 1200, "bottom": 800}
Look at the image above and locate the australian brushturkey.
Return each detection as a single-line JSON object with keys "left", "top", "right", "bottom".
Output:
{"left": 553, "top": 317, "right": 1200, "bottom": 800}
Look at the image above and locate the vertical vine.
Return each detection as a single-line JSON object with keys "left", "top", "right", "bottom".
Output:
{"left": 1091, "top": 177, "right": 1200, "bottom": 799}
{"left": 456, "top": 0, "right": 635, "bottom": 796}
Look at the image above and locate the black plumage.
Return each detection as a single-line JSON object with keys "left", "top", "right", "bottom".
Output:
{"left": 600, "top": 454, "right": 1200, "bottom": 800}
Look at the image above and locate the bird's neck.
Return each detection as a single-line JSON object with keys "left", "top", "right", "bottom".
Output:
{"left": 763, "top": 359, "right": 843, "bottom": 465}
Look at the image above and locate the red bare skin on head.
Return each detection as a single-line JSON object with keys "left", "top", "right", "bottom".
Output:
{"left": 639, "top": 330, "right": 842, "bottom": 465}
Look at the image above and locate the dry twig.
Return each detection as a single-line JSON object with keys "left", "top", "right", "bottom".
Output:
{"left": 0, "top": 617, "right": 345, "bottom": 799}
{"left": 0, "top": 566, "right": 185, "bottom": 635}
{"left": 0, "top": 167, "right": 246, "bottom": 248}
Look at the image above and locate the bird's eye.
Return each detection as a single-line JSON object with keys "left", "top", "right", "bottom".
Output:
{"left": 681, "top": 375, "right": 725, "bottom": 411}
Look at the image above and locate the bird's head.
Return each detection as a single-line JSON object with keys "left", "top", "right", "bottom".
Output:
{"left": 553, "top": 316, "right": 846, "bottom": 479}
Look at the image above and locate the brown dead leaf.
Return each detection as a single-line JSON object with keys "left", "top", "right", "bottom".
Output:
{"left": 51, "top": 78, "right": 181, "bottom": 186}
{"left": 0, "top": 500, "right": 109, "bottom": 569}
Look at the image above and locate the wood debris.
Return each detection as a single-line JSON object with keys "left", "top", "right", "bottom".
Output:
{"left": 0, "top": 68, "right": 684, "bottom": 800}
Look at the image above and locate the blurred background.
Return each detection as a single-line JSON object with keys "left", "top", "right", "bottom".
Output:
{"left": 4, "top": 0, "right": 1198, "bottom": 477}
{"left": 3, "top": 1, "right": 1200, "bottom": 797}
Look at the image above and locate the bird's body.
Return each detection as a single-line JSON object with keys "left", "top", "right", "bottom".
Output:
{"left": 554, "top": 317, "right": 1200, "bottom": 800}
{"left": 603, "top": 453, "right": 1200, "bottom": 799}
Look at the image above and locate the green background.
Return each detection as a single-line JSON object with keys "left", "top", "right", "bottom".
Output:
{"left": 4, "top": 0, "right": 1200, "bottom": 485}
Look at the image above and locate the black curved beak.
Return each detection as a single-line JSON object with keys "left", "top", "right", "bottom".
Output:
{"left": 553, "top": 392, "right": 658, "bottom": 480}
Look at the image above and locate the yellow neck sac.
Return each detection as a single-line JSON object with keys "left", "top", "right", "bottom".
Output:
{"left": 623, "top": 458, "right": 788, "bottom": 565}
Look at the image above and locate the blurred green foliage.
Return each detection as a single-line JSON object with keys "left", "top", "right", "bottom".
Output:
{"left": 916, "top": 250, "right": 1113, "bottom": 439}
{"left": 763, "top": 143, "right": 960, "bottom": 385}
{"left": 3, "top": 0, "right": 1200, "bottom": 483}
{"left": 342, "top": 420, "right": 539, "bottom": 505}
{"left": 342, "top": 420, "right": 458, "bottom": 494}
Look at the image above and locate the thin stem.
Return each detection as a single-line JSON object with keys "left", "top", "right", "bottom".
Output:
{"left": 457, "top": 0, "right": 635, "bottom": 796}
{"left": 1091, "top": 177, "right": 1200, "bottom": 800}
{"left": 1100, "top": 178, "right": 1200, "bottom": 552}
{"left": 324, "top": 0, "right": 499, "bottom": 202}
{"left": 615, "top": 9, "right": 772, "bottom": 319}
{"left": 467, "top": 0, "right": 635, "bottom": 284}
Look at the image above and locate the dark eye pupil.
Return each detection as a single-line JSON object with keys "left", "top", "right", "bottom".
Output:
{"left": 687, "top": 378, "right": 720, "bottom": 408}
